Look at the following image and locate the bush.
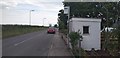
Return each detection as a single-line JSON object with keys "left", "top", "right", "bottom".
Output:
{"left": 69, "top": 32, "right": 80, "bottom": 48}
{"left": 69, "top": 31, "right": 83, "bottom": 49}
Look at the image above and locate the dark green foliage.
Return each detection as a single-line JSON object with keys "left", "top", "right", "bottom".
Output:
{"left": 115, "top": 23, "right": 120, "bottom": 51}
{"left": 60, "top": 29, "right": 68, "bottom": 35}
{"left": 58, "top": 9, "right": 68, "bottom": 29}
{"left": 58, "top": 20, "right": 66, "bottom": 30}
{"left": 60, "top": 2, "right": 120, "bottom": 56}
{"left": 63, "top": 2, "right": 120, "bottom": 29}
{"left": 69, "top": 32, "right": 84, "bottom": 56}
{"left": 69, "top": 32, "right": 82, "bottom": 48}
{"left": 49, "top": 24, "right": 52, "bottom": 27}
{"left": 112, "top": 21, "right": 120, "bottom": 51}
{"left": 54, "top": 24, "right": 58, "bottom": 28}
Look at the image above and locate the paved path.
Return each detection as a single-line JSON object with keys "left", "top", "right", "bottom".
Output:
{"left": 48, "top": 31, "right": 72, "bottom": 56}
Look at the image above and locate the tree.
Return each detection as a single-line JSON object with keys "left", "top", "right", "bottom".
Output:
{"left": 114, "top": 22, "right": 120, "bottom": 52}
{"left": 116, "top": 24, "right": 120, "bottom": 53}
{"left": 60, "top": 2, "right": 120, "bottom": 53}
{"left": 58, "top": 9, "right": 68, "bottom": 29}
{"left": 118, "top": 2, "right": 120, "bottom": 52}
{"left": 63, "top": 2, "right": 119, "bottom": 29}
{"left": 58, "top": 20, "right": 65, "bottom": 29}
{"left": 54, "top": 24, "right": 58, "bottom": 28}
{"left": 49, "top": 24, "right": 52, "bottom": 27}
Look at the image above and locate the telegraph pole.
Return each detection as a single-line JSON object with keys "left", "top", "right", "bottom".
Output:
{"left": 43, "top": 18, "right": 46, "bottom": 26}
{"left": 29, "top": 10, "right": 34, "bottom": 25}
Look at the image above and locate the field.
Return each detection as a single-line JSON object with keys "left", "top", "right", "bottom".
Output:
{"left": 2, "top": 25, "right": 47, "bottom": 39}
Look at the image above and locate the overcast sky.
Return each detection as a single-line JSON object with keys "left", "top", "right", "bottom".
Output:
{"left": 1, "top": 0, "right": 119, "bottom": 26}
{"left": 0, "top": 0, "right": 64, "bottom": 26}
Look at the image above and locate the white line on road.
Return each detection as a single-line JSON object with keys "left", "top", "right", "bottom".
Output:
{"left": 14, "top": 34, "right": 40, "bottom": 46}
{"left": 14, "top": 38, "right": 31, "bottom": 46}
{"left": 14, "top": 40, "right": 25, "bottom": 46}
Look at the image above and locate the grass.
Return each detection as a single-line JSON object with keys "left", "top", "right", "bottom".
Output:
{"left": 101, "top": 31, "right": 119, "bottom": 56}
{"left": 2, "top": 25, "right": 48, "bottom": 39}
{"left": 102, "top": 40, "right": 118, "bottom": 56}
{"left": 59, "top": 29, "right": 68, "bottom": 35}
{"left": 71, "top": 47, "right": 88, "bottom": 58}
{"left": 108, "top": 41, "right": 118, "bottom": 56}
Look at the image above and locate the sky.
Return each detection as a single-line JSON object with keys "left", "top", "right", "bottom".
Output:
{"left": 1, "top": 0, "right": 119, "bottom": 26}
{"left": 0, "top": 0, "right": 64, "bottom": 26}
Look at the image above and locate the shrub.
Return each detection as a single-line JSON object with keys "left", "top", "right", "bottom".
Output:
{"left": 69, "top": 31, "right": 83, "bottom": 49}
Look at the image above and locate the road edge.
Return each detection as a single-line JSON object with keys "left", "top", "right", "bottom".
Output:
{"left": 59, "top": 32, "right": 74, "bottom": 57}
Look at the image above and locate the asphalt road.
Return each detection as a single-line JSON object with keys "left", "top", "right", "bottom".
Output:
{"left": 2, "top": 30, "right": 54, "bottom": 56}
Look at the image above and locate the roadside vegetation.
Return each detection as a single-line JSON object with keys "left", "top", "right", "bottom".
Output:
{"left": 58, "top": 2, "right": 120, "bottom": 56}
{"left": 101, "top": 23, "right": 120, "bottom": 56}
{"left": 69, "top": 31, "right": 88, "bottom": 58}
{"left": 2, "top": 25, "right": 47, "bottom": 39}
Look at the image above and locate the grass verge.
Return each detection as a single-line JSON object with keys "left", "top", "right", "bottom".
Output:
{"left": 2, "top": 25, "right": 47, "bottom": 39}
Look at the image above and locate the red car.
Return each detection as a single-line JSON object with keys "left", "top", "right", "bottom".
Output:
{"left": 47, "top": 27, "right": 56, "bottom": 34}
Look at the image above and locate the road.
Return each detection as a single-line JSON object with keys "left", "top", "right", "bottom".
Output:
{"left": 3, "top": 30, "right": 54, "bottom": 56}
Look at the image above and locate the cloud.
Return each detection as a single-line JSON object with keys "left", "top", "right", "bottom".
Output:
{"left": 0, "top": 0, "right": 16, "bottom": 9}
{"left": 0, "top": 0, "right": 63, "bottom": 25}
{"left": 0, "top": 0, "right": 63, "bottom": 10}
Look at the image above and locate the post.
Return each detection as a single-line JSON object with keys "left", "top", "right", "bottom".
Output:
{"left": 43, "top": 18, "right": 44, "bottom": 26}
{"left": 29, "top": 10, "right": 34, "bottom": 25}
{"left": 64, "top": 6, "right": 70, "bottom": 48}
{"left": 43, "top": 18, "right": 46, "bottom": 26}
{"left": 29, "top": 10, "right": 31, "bottom": 25}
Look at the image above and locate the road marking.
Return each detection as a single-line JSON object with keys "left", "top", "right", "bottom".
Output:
{"left": 14, "top": 34, "right": 40, "bottom": 46}
{"left": 50, "top": 43, "right": 53, "bottom": 49}
{"left": 14, "top": 41, "right": 25, "bottom": 46}
{"left": 48, "top": 40, "right": 53, "bottom": 56}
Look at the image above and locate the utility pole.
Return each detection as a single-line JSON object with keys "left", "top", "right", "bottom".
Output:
{"left": 43, "top": 18, "right": 46, "bottom": 26}
{"left": 29, "top": 10, "right": 34, "bottom": 25}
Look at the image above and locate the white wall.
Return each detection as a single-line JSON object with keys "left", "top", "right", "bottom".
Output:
{"left": 70, "top": 18, "right": 101, "bottom": 50}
